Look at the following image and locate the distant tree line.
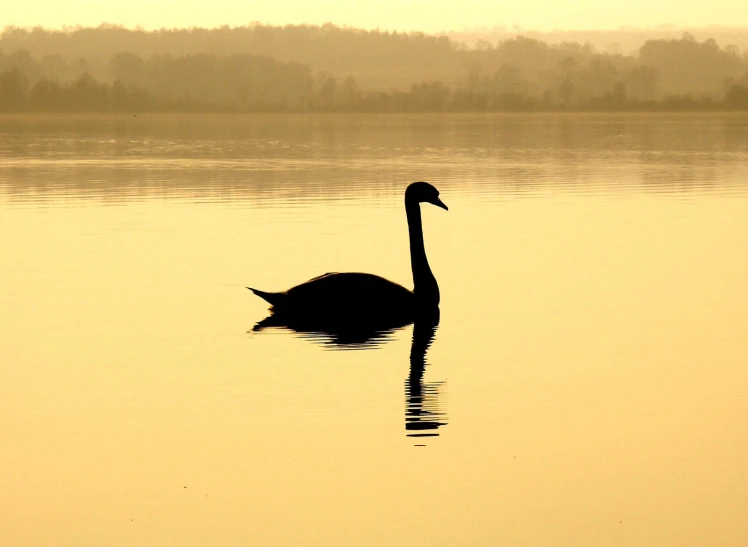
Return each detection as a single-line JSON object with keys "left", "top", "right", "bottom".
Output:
{"left": 1, "top": 25, "right": 747, "bottom": 112}
{"left": 447, "top": 26, "right": 748, "bottom": 56}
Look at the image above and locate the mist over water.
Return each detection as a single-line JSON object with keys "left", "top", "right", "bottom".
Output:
{"left": 1, "top": 113, "right": 746, "bottom": 546}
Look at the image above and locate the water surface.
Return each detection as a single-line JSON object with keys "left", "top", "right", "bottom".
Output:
{"left": 1, "top": 113, "right": 747, "bottom": 546}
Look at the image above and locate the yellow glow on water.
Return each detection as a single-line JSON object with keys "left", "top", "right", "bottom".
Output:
{"left": 2, "top": 193, "right": 746, "bottom": 545}
{"left": 0, "top": 114, "right": 746, "bottom": 546}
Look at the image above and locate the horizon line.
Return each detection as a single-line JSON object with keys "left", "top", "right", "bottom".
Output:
{"left": 3, "top": 21, "right": 748, "bottom": 36}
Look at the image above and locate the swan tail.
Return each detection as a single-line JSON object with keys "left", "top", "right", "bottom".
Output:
{"left": 247, "top": 287, "right": 286, "bottom": 307}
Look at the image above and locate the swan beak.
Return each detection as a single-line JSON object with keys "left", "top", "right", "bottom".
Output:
{"left": 433, "top": 197, "right": 448, "bottom": 211}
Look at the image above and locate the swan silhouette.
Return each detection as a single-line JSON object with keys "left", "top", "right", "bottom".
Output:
{"left": 249, "top": 181, "right": 447, "bottom": 343}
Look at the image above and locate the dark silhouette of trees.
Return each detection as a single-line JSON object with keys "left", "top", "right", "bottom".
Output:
{"left": 623, "top": 65, "right": 658, "bottom": 100}
{"left": 109, "top": 52, "right": 145, "bottom": 87}
{"left": 725, "top": 84, "right": 748, "bottom": 107}
{"left": 0, "top": 68, "right": 28, "bottom": 109}
{"left": 639, "top": 33, "right": 744, "bottom": 97}
{"left": 408, "top": 82, "right": 450, "bottom": 111}
{"left": 136, "top": 53, "right": 311, "bottom": 109}
{"left": 723, "top": 71, "right": 748, "bottom": 108}
{"left": 0, "top": 26, "right": 747, "bottom": 112}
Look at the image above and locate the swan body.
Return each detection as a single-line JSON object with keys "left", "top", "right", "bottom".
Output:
{"left": 249, "top": 181, "right": 447, "bottom": 338}
{"left": 250, "top": 272, "right": 413, "bottom": 313}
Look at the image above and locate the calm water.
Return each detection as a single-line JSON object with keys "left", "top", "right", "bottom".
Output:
{"left": 1, "top": 113, "right": 747, "bottom": 546}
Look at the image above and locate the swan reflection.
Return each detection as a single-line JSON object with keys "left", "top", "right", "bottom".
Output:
{"left": 405, "top": 309, "right": 447, "bottom": 439}
{"left": 252, "top": 309, "right": 411, "bottom": 348}
{"left": 251, "top": 308, "right": 448, "bottom": 440}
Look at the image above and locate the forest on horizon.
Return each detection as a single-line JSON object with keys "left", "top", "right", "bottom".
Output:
{"left": 1, "top": 24, "right": 748, "bottom": 113}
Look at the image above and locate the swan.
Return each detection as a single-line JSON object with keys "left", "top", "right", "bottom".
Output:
{"left": 248, "top": 181, "right": 447, "bottom": 330}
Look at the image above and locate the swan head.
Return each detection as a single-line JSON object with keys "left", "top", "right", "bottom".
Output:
{"left": 406, "top": 181, "right": 448, "bottom": 211}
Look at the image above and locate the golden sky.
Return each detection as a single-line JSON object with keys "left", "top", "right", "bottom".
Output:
{"left": 4, "top": 0, "right": 748, "bottom": 31}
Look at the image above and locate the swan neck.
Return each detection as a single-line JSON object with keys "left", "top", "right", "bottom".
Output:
{"left": 406, "top": 198, "right": 439, "bottom": 304}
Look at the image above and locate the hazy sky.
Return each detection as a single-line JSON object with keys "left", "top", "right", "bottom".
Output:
{"left": 3, "top": 0, "right": 748, "bottom": 32}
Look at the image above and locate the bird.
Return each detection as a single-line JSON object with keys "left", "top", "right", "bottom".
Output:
{"left": 248, "top": 181, "right": 448, "bottom": 343}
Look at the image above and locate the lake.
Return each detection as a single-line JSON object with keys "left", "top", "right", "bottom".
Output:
{"left": 1, "top": 113, "right": 746, "bottom": 546}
